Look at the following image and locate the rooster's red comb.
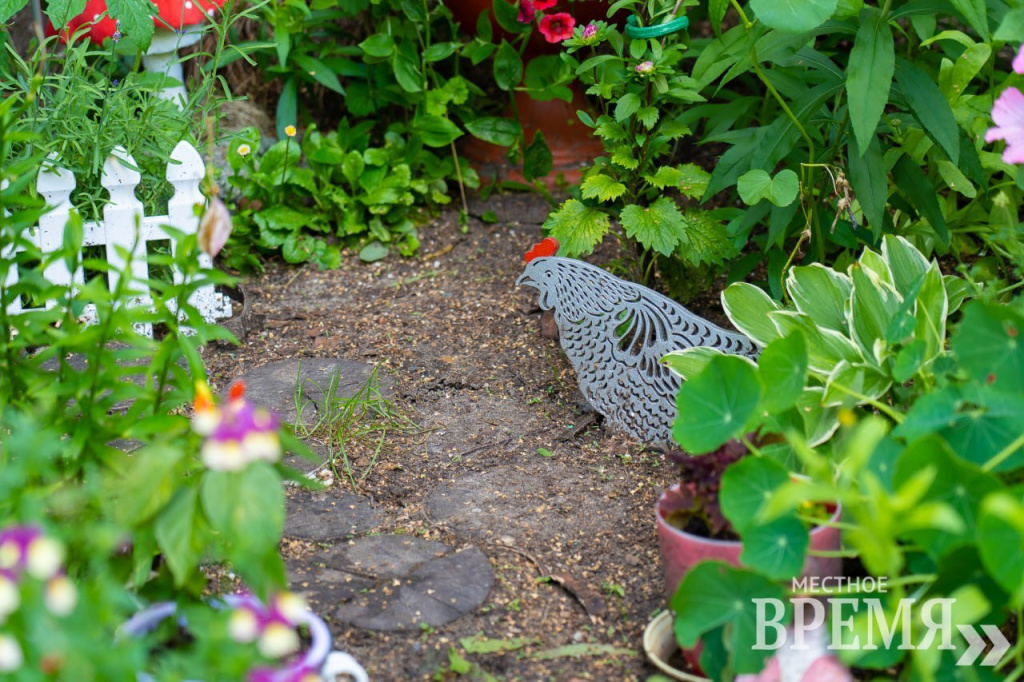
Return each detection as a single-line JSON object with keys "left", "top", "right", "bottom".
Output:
{"left": 524, "top": 238, "right": 560, "bottom": 263}
{"left": 228, "top": 381, "right": 246, "bottom": 401}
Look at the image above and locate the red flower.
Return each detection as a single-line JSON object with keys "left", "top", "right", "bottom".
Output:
{"left": 517, "top": 0, "right": 535, "bottom": 23}
{"left": 533, "top": 0, "right": 557, "bottom": 9}
{"left": 538, "top": 12, "right": 575, "bottom": 43}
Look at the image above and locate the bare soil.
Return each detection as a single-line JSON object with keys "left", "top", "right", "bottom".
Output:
{"left": 201, "top": 193, "right": 735, "bottom": 680}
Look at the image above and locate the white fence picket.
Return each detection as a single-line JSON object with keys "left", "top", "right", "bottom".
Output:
{"left": 0, "top": 179, "right": 20, "bottom": 316}
{"left": 1, "top": 142, "right": 232, "bottom": 336}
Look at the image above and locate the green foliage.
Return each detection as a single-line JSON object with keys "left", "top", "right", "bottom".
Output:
{"left": 666, "top": 238, "right": 1024, "bottom": 677}
{"left": 546, "top": 0, "right": 734, "bottom": 293}
{"left": 223, "top": 122, "right": 477, "bottom": 271}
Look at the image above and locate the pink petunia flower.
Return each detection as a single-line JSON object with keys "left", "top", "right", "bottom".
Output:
{"left": 533, "top": 0, "right": 556, "bottom": 9}
{"left": 538, "top": 12, "right": 575, "bottom": 43}
{"left": 985, "top": 87, "right": 1024, "bottom": 164}
{"left": 1015, "top": 45, "right": 1024, "bottom": 75}
{"left": 517, "top": 0, "right": 534, "bottom": 23}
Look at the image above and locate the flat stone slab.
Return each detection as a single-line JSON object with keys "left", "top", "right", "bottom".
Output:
{"left": 285, "top": 489, "right": 383, "bottom": 541}
{"left": 425, "top": 463, "right": 626, "bottom": 543}
{"left": 287, "top": 535, "right": 493, "bottom": 632}
{"left": 233, "top": 358, "right": 383, "bottom": 426}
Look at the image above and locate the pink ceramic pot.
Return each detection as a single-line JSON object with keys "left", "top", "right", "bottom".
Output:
{"left": 656, "top": 484, "right": 843, "bottom": 602}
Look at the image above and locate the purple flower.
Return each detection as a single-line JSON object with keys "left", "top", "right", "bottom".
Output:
{"left": 582, "top": 22, "right": 597, "bottom": 38}
{"left": 199, "top": 382, "right": 282, "bottom": 471}
{"left": 986, "top": 87, "right": 1024, "bottom": 164}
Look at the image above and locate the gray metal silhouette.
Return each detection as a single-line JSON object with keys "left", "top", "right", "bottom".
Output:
{"left": 517, "top": 256, "right": 758, "bottom": 444}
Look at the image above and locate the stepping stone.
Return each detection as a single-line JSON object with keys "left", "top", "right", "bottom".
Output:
{"left": 233, "top": 358, "right": 384, "bottom": 426}
{"left": 287, "top": 535, "right": 493, "bottom": 632}
{"left": 425, "top": 463, "right": 626, "bottom": 543}
{"left": 285, "top": 489, "right": 383, "bottom": 541}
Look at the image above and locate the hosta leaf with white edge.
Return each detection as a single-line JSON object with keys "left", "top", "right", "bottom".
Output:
{"left": 822, "top": 360, "right": 892, "bottom": 408}
{"left": 785, "top": 264, "right": 852, "bottom": 334}
{"left": 722, "top": 282, "right": 782, "bottom": 347}
{"left": 662, "top": 346, "right": 726, "bottom": 380}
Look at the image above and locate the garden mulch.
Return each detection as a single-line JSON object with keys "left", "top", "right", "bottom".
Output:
{"left": 200, "top": 193, "right": 730, "bottom": 680}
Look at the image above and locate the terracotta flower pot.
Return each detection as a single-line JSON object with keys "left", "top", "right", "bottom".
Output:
{"left": 656, "top": 484, "right": 843, "bottom": 602}
{"left": 655, "top": 484, "right": 843, "bottom": 673}
{"left": 447, "top": 0, "right": 607, "bottom": 185}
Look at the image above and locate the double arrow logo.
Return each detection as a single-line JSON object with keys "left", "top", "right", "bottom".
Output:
{"left": 958, "top": 624, "right": 1009, "bottom": 667}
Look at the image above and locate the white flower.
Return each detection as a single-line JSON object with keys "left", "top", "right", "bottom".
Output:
{"left": 0, "top": 543, "right": 18, "bottom": 570}
{"left": 237, "top": 143, "right": 252, "bottom": 157}
{"left": 274, "top": 593, "right": 308, "bottom": 625}
{"left": 201, "top": 440, "right": 247, "bottom": 471}
{"left": 228, "top": 607, "right": 259, "bottom": 643}
{"left": 242, "top": 431, "right": 282, "bottom": 463}
{"left": 258, "top": 622, "right": 300, "bottom": 658}
{"left": 44, "top": 576, "right": 77, "bottom": 616}
{"left": 0, "top": 634, "right": 22, "bottom": 672}
{"left": 0, "top": 576, "right": 19, "bottom": 620}
{"left": 25, "top": 537, "right": 64, "bottom": 580}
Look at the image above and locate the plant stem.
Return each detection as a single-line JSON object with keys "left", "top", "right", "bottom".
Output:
{"left": 982, "top": 431, "right": 1024, "bottom": 472}
{"left": 449, "top": 141, "right": 469, "bottom": 220}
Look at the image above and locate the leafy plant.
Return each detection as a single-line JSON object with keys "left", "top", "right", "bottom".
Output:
{"left": 677, "top": 0, "right": 1024, "bottom": 295}
{"left": 543, "top": 0, "right": 736, "bottom": 290}
{"left": 222, "top": 120, "right": 474, "bottom": 271}
{"left": 664, "top": 237, "right": 1024, "bottom": 679}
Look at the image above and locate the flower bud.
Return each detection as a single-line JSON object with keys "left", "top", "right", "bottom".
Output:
{"left": 634, "top": 60, "right": 655, "bottom": 75}
{"left": 229, "top": 607, "right": 260, "bottom": 644}
{"left": 198, "top": 196, "right": 234, "bottom": 258}
{"left": 26, "top": 537, "right": 64, "bottom": 580}
{"left": 44, "top": 576, "right": 77, "bottom": 616}
{"left": 258, "top": 621, "right": 300, "bottom": 658}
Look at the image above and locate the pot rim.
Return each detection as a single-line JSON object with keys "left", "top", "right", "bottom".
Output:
{"left": 656, "top": 483, "right": 842, "bottom": 547}
{"left": 642, "top": 610, "right": 710, "bottom": 682}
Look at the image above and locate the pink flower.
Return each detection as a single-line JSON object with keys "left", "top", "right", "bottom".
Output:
{"left": 582, "top": 22, "right": 597, "bottom": 39}
{"left": 1015, "top": 45, "right": 1024, "bottom": 75}
{"left": 634, "top": 60, "right": 655, "bottom": 74}
{"left": 986, "top": 87, "right": 1024, "bottom": 164}
{"left": 538, "top": 12, "right": 574, "bottom": 43}
{"left": 533, "top": 0, "right": 556, "bottom": 9}
{"left": 199, "top": 381, "right": 283, "bottom": 471}
{"left": 517, "top": 0, "right": 534, "bottom": 23}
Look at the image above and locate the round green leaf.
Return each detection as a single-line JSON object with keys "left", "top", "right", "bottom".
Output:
{"left": 757, "top": 332, "right": 808, "bottom": 413}
{"left": 673, "top": 354, "right": 761, "bottom": 454}
{"left": 720, "top": 455, "right": 791, "bottom": 532}
{"left": 739, "top": 516, "right": 809, "bottom": 580}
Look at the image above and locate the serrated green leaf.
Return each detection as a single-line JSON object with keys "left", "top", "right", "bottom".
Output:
{"left": 644, "top": 166, "right": 685, "bottom": 189}
{"left": 676, "top": 164, "right": 711, "bottom": 200}
{"left": 610, "top": 146, "right": 639, "bottom": 170}
{"left": 636, "top": 106, "right": 659, "bottom": 130}
{"left": 106, "top": 0, "right": 155, "bottom": 49}
{"left": 676, "top": 210, "right": 735, "bottom": 267}
{"left": 620, "top": 198, "right": 684, "bottom": 257}
{"left": 581, "top": 174, "right": 627, "bottom": 203}
{"left": 544, "top": 199, "right": 611, "bottom": 257}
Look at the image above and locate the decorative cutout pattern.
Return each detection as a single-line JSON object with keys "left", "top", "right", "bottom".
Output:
{"left": 517, "top": 256, "right": 758, "bottom": 444}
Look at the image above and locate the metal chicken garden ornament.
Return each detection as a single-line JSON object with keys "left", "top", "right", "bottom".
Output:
{"left": 516, "top": 238, "right": 758, "bottom": 444}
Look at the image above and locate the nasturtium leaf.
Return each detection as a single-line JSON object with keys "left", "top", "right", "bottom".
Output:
{"left": 543, "top": 199, "right": 611, "bottom": 257}
{"left": 721, "top": 456, "right": 791, "bottom": 533}
{"left": 978, "top": 490, "right": 1024, "bottom": 605}
{"left": 894, "top": 438, "right": 1001, "bottom": 560}
{"left": 1, "top": 0, "right": 30, "bottom": 21}
{"left": 465, "top": 117, "right": 522, "bottom": 147}
{"left": 757, "top": 333, "right": 808, "bottom": 413}
{"left": 786, "top": 264, "right": 852, "bottom": 334}
{"left": 952, "top": 302, "right": 1024, "bottom": 396}
{"left": 893, "top": 340, "right": 928, "bottom": 383}
{"left": 670, "top": 562, "right": 787, "bottom": 673}
{"left": 847, "top": 8, "right": 894, "bottom": 157}
{"left": 581, "top": 174, "right": 627, "bottom": 203}
{"left": 673, "top": 354, "right": 761, "bottom": 454}
{"left": 722, "top": 283, "right": 782, "bottom": 348}
{"left": 737, "top": 169, "right": 799, "bottom": 207}
{"left": 620, "top": 197, "right": 685, "bottom": 257}
{"left": 749, "top": 0, "right": 836, "bottom": 32}
{"left": 740, "top": 516, "right": 810, "bottom": 580}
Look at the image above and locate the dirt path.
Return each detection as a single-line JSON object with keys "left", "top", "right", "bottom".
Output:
{"left": 203, "top": 194, "right": 698, "bottom": 680}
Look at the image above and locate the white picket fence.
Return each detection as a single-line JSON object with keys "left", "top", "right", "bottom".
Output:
{"left": 2, "top": 141, "right": 232, "bottom": 336}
